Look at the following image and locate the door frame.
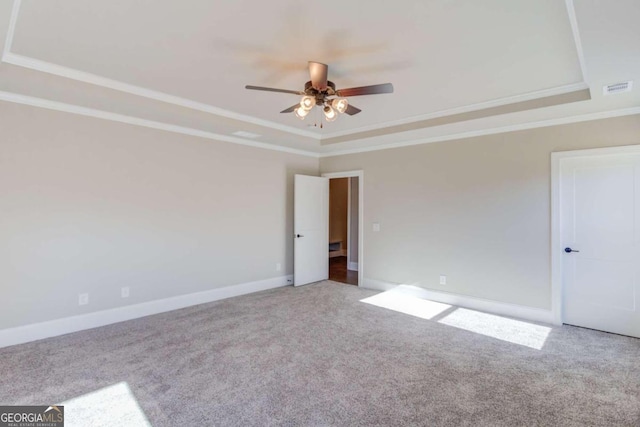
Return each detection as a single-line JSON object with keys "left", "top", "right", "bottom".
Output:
{"left": 550, "top": 144, "right": 640, "bottom": 326}
{"left": 322, "top": 170, "right": 364, "bottom": 287}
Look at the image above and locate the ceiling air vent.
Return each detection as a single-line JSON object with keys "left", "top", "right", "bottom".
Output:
{"left": 603, "top": 81, "right": 633, "bottom": 95}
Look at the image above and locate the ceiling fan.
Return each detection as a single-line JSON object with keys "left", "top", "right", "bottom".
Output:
{"left": 245, "top": 61, "right": 393, "bottom": 123}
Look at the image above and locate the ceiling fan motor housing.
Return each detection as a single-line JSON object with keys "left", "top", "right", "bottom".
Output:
{"left": 304, "top": 80, "right": 336, "bottom": 105}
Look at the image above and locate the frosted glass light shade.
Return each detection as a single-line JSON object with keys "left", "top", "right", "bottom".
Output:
{"left": 300, "top": 96, "right": 316, "bottom": 111}
{"left": 295, "top": 106, "right": 310, "bottom": 119}
{"left": 332, "top": 98, "right": 349, "bottom": 114}
{"left": 323, "top": 105, "right": 337, "bottom": 121}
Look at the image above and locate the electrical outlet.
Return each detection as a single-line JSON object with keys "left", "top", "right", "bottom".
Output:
{"left": 276, "top": 263, "right": 281, "bottom": 272}
{"left": 372, "top": 222, "right": 381, "bottom": 232}
{"left": 439, "top": 275, "right": 447, "bottom": 285}
{"left": 121, "top": 287, "right": 130, "bottom": 298}
{"left": 78, "top": 293, "right": 89, "bottom": 306}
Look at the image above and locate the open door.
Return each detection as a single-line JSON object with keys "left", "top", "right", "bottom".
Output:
{"left": 294, "top": 175, "right": 329, "bottom": 286}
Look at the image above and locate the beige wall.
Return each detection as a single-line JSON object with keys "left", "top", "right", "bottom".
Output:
{"left": 329, "top": 178, "right": 348, "bottom": 250}
{"left": 0, "top": 101, "right": 318, "bottom": 330}
{"left": 321, "top": 115, "right": 640, "bottom": 310}
{"left": 3, "top": 97, "right": 639, "bottom": 330}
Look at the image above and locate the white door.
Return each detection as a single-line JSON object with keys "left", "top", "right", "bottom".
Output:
{"left": 294, "top": 175, "right": 329, "bottom": 286}
{"left": 561, "top": 153, "right": 640, "bottom": 338}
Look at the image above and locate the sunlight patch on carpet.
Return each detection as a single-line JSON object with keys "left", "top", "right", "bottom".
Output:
{"left": 59, "top": 381, "right": 151, "bottom": 427}
{"left": 361, "top": 286, "right": 551, "bottom": 350}
{"left": 437, "top": 308, "right": 551, "bottom": 350}
{"left": 360, "top": 290, "right": 452, "bottom": 320}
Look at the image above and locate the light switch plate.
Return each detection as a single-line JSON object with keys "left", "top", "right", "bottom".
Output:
{"left": 439, "top": 275, "right": 447, "bottom": 285}
{"left": 373, "top": 222, "right": 380, "bottom": 232}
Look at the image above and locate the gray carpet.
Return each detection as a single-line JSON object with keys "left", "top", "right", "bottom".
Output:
{"left": 1, "top": 281, "right": 639, "bottom": 426}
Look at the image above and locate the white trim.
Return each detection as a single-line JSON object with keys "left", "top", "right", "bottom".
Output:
{"left": 550, "top": 144, "right": 640, "bottom": 327}
{"left": 551, "top": 144, "right": 640, "bottom": 160}
{"left": 1, "top": 51, "right": 321, "bottom": 140}
{"left": 0, "top": 90, "right": 319, "bottom": 158}
{"left": 361, "top": 279, "right": 554, "bottom": 325}
{"left": 2, "top": 0, "right": 321, "bottom": 144}
{"left": 319, "top": 107, "right": 640, "bottom": 158}
{"left": 0, "top": 0, "right": 593, "bottom": 145}
{"left": 0, "top": 275, "right": 293, "bottom": 349}
{"left": 1, "top": 0, "right": 20, "bottom": 59}
{"left": 322, "top": 170, "right": 363, "bottom": 179}
{"left": 2, "top": 42, "right": 599, "bottom": 150}
{"left": 4, "top": 0, "right": 637, "bottom": 159}
{"left": 348, "top": 262, "right": 359, "bottom": 271}
{"left": 6, "top": 89, "right": 637, "bottom": 163}
{"left": 550, "top": 153, "right": 563, "bottom": 325}
{"left": 0, "top": 0, "right": 317, "bottom": 140}
{"left": 5, "top": 87, "right": 638, "bottom": 160}
{"left": 5, "top": 43, "right": 591, "bottom": 144}
{"left": 564, "top": 0, "right": 589, "bottom": 82}
{"left": 320, "top": 0, "right": 590, "bottom": 139}
{"left": 361, "top": 278, "right": 397, "bottom": 291}
{"left": 320, "top": 82, "right": 589, "bottom": 139}
{"left": 322, "top": 170, "right": 364, "bottom": 287}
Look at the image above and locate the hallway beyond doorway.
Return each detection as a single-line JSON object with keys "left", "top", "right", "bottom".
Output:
{"left": 329, "top": 256, "right": 358, "bottom": 286}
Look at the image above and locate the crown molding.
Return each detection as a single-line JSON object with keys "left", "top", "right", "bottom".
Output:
{"left": 5, "top": 0, "right": 625, "bottom": 161}
{"left": 2, "top": 0, "right": 20, "bottom": 58}
{"left": 3, "top": 88, "right": 637, "bottom": 162}
{"left": 319, "top": 107, "right": 640, "bottom": 158}
{"left": 1, "top": 1, "right": 320, "bottom": 140}
{"left": 565, "top": 0, "right": 589, "bottom": 82}
{"left": 319, "top": 82, "right": 590, "bottom": 140}
{"left": 2, "top": 47, "right": 591, "bottom": 145}
{"left": 2, "top": 52, "right": 323, "bottom": 140}
{"left": 2, "top": 0, "right": 595, "bottom": 145}
{"left": 0, "top": 90, "right": 320, "bottom": 158}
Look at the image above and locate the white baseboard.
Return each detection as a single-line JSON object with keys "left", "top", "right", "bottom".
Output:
{"left": 361, "top": 278, "right": 399, "bottom": 292}
{"left": 361, "top": 278, "right": 555, "bottom": 325}
{"left": 348, "top": 262, "right": 359, "bottom": 271}
{"left": 0, "top": 275, "right": 293, "bottom": 349}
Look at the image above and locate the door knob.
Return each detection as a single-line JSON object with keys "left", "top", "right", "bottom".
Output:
{"left": 564, "top": 247, "right": 580, "bottom": 253}
{"left": 296, "top": 234, "right": 304, "bottom": 238}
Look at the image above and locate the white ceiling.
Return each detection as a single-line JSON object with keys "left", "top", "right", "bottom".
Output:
{"left": 0, "top": 0, "right": 639, "bottom": 156}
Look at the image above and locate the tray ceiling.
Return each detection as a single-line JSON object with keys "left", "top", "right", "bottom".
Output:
{"left": 0, "top": 0, "right": 639, "bottom": 156}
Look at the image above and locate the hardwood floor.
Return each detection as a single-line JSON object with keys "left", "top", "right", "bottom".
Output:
{"left": 329, "top": 256, "right": 358, "bottom": 285}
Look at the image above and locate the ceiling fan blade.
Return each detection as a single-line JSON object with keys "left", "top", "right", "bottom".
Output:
{"left": 336, "top": 83, "right": 394, "bottom": 97}
{"left": 344, "top": 104, "right": 362, "bottom": 115}
{"left": 309, "top": 61, "right": 328, "bottom": 90}
{"left": 280, "top": 104, "right": 299, "bottom": 113}
{"left": 245, "top": 85, "right": 304, "bottom": 95}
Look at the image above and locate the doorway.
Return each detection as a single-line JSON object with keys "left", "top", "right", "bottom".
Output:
{"left": 552, "top": 145, "right": 640, "bottom": 338}
{"left": 328, "top": 177, "right": 358, "bottom": 285}
{"left": 323, "top": 171, "right": 363, "bottom": 286}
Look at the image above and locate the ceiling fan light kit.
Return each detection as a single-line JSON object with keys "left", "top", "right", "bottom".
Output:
{"left": 323, "top": 105, "right": 337, "bottom": 122}
{"left": 331, "top": 98, "right": 349, "bottom": 114}
{"left": 246, "top": 61, "right": 393, "bottom": 124}
{"left": 300, "top": 96, "right": 316, "bottom": 111}
{"left": 294, "top": 106, "right": 310, "bottom": 119}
